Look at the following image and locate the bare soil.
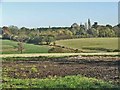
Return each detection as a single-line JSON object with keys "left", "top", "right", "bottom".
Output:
{"left": 2, "top": 56, "right": 120, "bottom": 85}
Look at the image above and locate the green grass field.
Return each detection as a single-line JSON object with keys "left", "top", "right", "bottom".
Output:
{"left": 1, "top": 40, "right": 51, "bottom": 54}
{"left": 56, "top": 38, "right": 119, "bottom": 52}
{"left": 1, "top": 38, "right": 119, "bottom": 54}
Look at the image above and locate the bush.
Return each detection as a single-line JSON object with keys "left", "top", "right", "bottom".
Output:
{"left": 48, "top": 47, "right": 75, "bottom": 53}
{"left": 113, "top": 49, "right": 120, "bottom": 52}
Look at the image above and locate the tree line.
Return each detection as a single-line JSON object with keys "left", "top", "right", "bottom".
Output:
{"left": 0, "top": 19, "right": 120, "bottom": 45}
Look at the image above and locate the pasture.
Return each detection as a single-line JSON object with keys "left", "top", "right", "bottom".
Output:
{"left": 1, "top": 40, "right": 51, "bottom": 54}
{"left": 56, "top": 38, "right": 119, "bottom": 52}
{"left": 1, "top": 38, "right": 119, "bottom": 54}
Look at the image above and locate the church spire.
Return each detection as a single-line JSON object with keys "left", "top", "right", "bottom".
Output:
{"left": 88, "top": 19, "right": 91, "bottom": 30}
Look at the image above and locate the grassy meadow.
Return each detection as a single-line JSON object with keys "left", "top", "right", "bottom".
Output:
{"left": 56, "top": 38, "right": 119, "bottom": 52}
{"left": 1, "top": 40, "right": 51, "bottom": 54}
{"left": 1, "top": 38, "right": 119, "bottom": 54}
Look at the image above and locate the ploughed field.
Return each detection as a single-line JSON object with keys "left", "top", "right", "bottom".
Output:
{"left": 2, "top": 56, "right": 120, "bottom": 86}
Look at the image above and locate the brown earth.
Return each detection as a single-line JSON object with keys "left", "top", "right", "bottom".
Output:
{"left": 2, "top": 56, "right": 120, "bottom": 85}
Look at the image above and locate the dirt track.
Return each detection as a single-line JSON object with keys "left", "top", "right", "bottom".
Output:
{"left": 0, "top": 52, "right": 119, "bottom": 58}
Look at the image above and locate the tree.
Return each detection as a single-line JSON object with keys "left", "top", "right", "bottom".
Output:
{"left": 97, "top": 26, "right": 115, "bottom": 37}
{"left": 44, "top": 36, "right": 55, "bottom": 45}
{"left": 2, "top": 26, "right": 12, "bottom": 39}
{"left": 28, "top": 36, "right": 43, "bottom": 45}
{"left": 71, "top": 23, "right": 79, "bottom": 28}
{"left": 113, "top": 24, "right": 120, "bottom": 37}
{"left": 70, "top": 23, "right": 80, "bottom": 35}
{"left": 88, "top": 28, "right": 99, "bottom": 37}
{"left": 18, "top": 41, "right": 24, "bottom": 54}
{"left": 8, "top": 25, "right": 19, "bottom": 35}
{"left": 0, "top": 27, "right": 2, "bottom": 34}
{"left": 97, "top": 26, "right": 106, "bottom": 37}
{"left": 17, "top": 28, "right": 29, "bottom": 42}
{"left": 106, "top": 24, "right": 113, "bottom": 29}
{"left": 79, "top": 25, "right": 86, "bottom": 35}
{"left": 92, "top": 22, "right": 98, "bottom": 29}
{"left": 105, "top": 27, "right": 115, "bottom": 37}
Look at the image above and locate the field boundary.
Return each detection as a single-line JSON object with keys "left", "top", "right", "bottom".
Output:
{"left": 0, "top": 52, "right": 119, "bottom": 58}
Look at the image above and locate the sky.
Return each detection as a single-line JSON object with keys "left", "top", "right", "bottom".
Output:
{"left": 1, "top": 0, "right": 120, "bottom": 2}
{"left": 1, "top": 2, "right": 118, "bottom": 28}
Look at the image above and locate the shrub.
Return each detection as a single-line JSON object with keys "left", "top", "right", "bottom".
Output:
{"left": 48, "top": 47, "right": 75, "bottom": 53}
